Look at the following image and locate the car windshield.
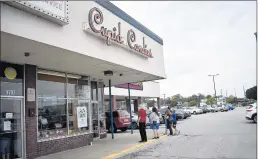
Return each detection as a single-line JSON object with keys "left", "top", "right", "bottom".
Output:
{"left": 118, "top": 110, "right": 129, "bottom": 117}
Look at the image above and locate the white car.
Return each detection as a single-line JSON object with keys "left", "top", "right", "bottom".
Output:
{"left": 207, "top": 105, "right": 215, "bottom": 112}
{"left": 245, "top": 103, "right": 257, "bottom": 123}
{"left": 187, "top": 107, "right": 203, "bottom": 114}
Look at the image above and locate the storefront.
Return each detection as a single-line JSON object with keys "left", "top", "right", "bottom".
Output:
{"left": 104, "top": 81, "right": 161, "bottom": 112}
{"left": 1, "top": 1, "right": 166, "bottom": 159}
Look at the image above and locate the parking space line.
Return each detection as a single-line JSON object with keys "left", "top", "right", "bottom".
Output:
{"left": 100, "top": 135, "right": 167, "bottom": 159}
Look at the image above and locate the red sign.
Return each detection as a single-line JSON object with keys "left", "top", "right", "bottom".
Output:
{"left": 88, "top": 7, "right": 153, "bottom": 58}
{"left": 115, "top": 83, "right": 143, "bottom": 90}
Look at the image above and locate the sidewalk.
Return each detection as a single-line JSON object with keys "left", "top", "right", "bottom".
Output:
{"left": 36, "top": 126, "right": 166, "bottom": 159}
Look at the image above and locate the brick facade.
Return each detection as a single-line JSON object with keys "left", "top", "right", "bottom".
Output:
{"left": 25, "top": 64, "right": 38, "bottom": 159}
{"left": 37, "top": 133, "right": 93, "bottom": 157}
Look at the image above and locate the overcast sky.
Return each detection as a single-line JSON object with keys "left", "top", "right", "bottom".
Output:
{"left": 112, "top": 1, "right": 256, "bottom": 98}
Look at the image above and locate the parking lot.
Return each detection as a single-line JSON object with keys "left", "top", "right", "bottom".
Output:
{"left": 119, "top": 107, "right": 257, "bottom": 159}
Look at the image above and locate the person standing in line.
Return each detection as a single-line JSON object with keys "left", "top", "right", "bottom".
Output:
{"left": 138, "top": 105, "right": 147, "bottom": 142}
{"left": 164, "top": 106, "right": 173, "bottom": 136}
{"left": 172, "top": 109, "right": 180, "bottom": 135}
{"left": 150, "top": 107, "right": 160, "bottom": 139}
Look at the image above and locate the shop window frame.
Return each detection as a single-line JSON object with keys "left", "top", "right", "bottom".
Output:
{"left": 36, "top": 69, "right": 94, "bottom": 142}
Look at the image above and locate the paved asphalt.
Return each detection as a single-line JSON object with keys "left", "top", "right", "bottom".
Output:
{"left": 119, "top": 107, "right": 257, "bottom": 159}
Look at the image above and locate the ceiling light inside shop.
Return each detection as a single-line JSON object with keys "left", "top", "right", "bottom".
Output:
{"left": 38, "top": 70, "right": 65, "bottom": 77}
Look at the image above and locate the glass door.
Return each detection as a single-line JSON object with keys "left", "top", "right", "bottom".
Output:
{"left": 0, "top": 97, "right": 24, "bottom": 159}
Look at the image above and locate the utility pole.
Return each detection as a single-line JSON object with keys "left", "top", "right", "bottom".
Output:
{"left": 234, "top": 88, "right": 237, "bottom": 97}
{"left": 163, "top": 94, "right": 166, "bottom": 106}
{"left": 208, "top": 74, "right": 219, "bottom": 104}
{"left": 220, "top": 89, "right": 223, "bottom": 97}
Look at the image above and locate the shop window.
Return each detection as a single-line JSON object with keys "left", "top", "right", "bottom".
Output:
{"left": 37, "top": 98, "right": 67, "bottom": 139}
{"left": 37, "top": 72, "right": 66, "bottom": 98}
{"left": 37, "top": 70, "right": 67, "bottom": 140}
{"left": 67, "top": 75, "right": 90, "bottom": 99}
{"left": 68, "top": 99, "right": 90, "bottom": 135}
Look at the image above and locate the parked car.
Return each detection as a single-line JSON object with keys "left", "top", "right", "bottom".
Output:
{"left": 176, "top": 109, "right": 190, "bottom": 119}
{"left": 105, "top": 109, "right": 130, "bottom": 133}
{"left": 212, "top": 105, "right": 220, "bottom": 112}
{"left": 171, "top": 109, "right": 184, "bottom": 120}
{"left": 223, "top": 105, "right": 229, "bottom": 112}
{"left": 227, "top": 104, "right": 234, "bottom": 110}
{"left": 207, "top": 105, "right": 215, "bottom": 112}
{"left": 186, "top": 107, "right": 202, "bottom": 115}
{"left": 217, "top": 105, "right": 225, "bottom": 112}
{"left": 131, "top": 113, "right": 139, "bottom": 129}
{"left": 245, "top": 103, "right": 257, "bottom": 123}
{"left": 181, "top": 108, "right": 192, "bottom": 117}
{"left": 200, "top": 106, "right": 209, "bottom": 113}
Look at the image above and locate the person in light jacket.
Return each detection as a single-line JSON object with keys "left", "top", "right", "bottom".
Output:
{"left": 149, "top": 107, "right": 160, "bottom": 139}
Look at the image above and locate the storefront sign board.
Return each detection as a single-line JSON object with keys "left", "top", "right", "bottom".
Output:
{"left": 77, "top": 107, "right": 88, "bottom": 128}
{"left": 115, "top": 82, "right": 143, "bottom": 90}
{"left": 83, "top": 7, "right": 153, "bottom": 58}
{"left": 4, "top": 1, "right": 69, "bottom": 25}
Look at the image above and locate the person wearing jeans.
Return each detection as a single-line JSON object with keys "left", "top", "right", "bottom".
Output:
{"left": 164, "top": 106, "right": 173, "bottom": 136}
{"left": 150, "top": 107, "right": 160, "bottom": 139}
{"left": 138, "top": 105, "right": 147, "bottom": 142}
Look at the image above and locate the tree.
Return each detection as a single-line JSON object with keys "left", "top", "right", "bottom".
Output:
{"left": 171, "top": 98, "right": 178, "bottom": 106}
{"left": 226, "top": 95, "right": 238, "bottom": 104}
{"left": 246, "top": 86, "right": 257, "bottom": 100}
{"left": 206, "top": 95, "right": 212, "bottom": 99}
{"left": 189, "top": 100, "right": 197, "bottom": 106}
{"left": 206, "top": 97, "right": 216, "bottom": 105}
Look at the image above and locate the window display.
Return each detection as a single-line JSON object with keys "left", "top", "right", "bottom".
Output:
{"left": 68, "top": 100, "right": 89, "bottom": 135}
{"left": 37, "top": 98, "right": 67, "bottom": 139}
{"left": 37, "top": 71, "right": 67, "bottom": 140}
{"left": 37, "top": 69, "right": 105, "bottom": 140}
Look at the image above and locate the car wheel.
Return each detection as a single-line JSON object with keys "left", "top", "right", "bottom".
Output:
{"left": 121, "top": 127, "right": 128, "bottom": 132}
{"left": 253, "top": 114, "right": 257, "bottom": 123}
{"left": 193, "top": 111, "right": 196, "bottom": 115}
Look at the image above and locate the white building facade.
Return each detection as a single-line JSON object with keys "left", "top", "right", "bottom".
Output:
{"left": 0, "top": 1, "right": 166, "bottom": 159}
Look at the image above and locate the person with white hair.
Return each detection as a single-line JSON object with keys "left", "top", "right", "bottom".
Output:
{"left": 137, "top": 104, "right": 147, "bottom": 142}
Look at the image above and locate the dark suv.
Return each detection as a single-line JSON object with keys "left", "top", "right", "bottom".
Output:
{"left": 105, "top": 110, "right": 130, "bottom": 133}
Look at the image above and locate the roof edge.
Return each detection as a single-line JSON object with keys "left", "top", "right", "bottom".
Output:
{"left": 94, "top": 0, "right": 163, "bottom": 45}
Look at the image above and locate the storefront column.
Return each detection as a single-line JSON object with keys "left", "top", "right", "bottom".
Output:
{"left": 112, "top": 95, "right": 116, "bottom": 110}
{"left": 157, "top": 97, "right": 161, "bottom": 109}
{"left": 24, "top": 64, "right": 37, "bottom": 159}
{"left": 125, "top": 97, "right": 130, "bottom": 113}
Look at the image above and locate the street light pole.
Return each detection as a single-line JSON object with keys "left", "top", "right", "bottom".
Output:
{"left": 208, "top": 74, "right": 219, "bottom": 104}
{"left": 243, "top": 86, "right": 246, "bottom": 98}
{"left": 220, "top": 89, "right": 223, "bottom": 97}
{"left": 163, "top": 94, "right": 166, "bottom": 106}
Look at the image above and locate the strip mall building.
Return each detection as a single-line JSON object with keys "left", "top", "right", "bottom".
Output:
{"left": 0, "top": 1, "right": 166, "bottom": 159}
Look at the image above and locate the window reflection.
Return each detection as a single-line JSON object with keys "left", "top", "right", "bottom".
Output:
{"left": 37, "top": 71, "right": 67, "bottom": 140}
{"left": 37, "top": 98, "right": 67, "bottom": 139}
{"left": 37, "top": 73, "right": 65, "bottom": 98}
{"left": 68, "top": 99, "right": 90, "bottom": 135}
